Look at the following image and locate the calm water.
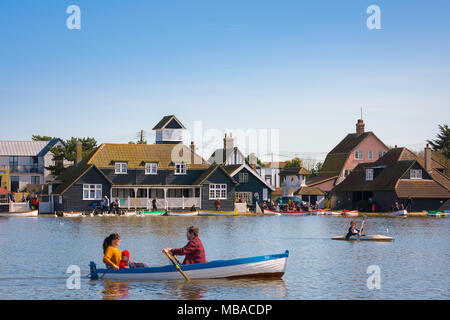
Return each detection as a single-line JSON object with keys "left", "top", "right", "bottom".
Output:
{"left": 0, "top": 214, "right": 448, "bottom": 300}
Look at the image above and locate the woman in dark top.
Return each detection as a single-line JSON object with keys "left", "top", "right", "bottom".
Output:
{"left": 345, "top": 221, "right": 362, "bottom": 239}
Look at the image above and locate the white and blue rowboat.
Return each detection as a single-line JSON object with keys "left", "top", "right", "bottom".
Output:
{"left": 0, "top": 210, "right": 38, "bottom": 217}
{"left": 89, "top": 250, "right": 289, "bottom": 280}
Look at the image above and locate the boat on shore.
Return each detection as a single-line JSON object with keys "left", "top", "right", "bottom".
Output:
{"left": 264, "top": 209, "right": 312, "bottom": 216}
{"left": 427, "top": 211, "right": 447, "bottom": 217}
{"left": 332, "top": 234, "right": 393, "bottom": 241}
{"left": 342, "top": 210, "right": 359, "bottom": 217}
{"left": 263, "top": 209, "right": 282, "bottom": 216}
{"left": 166, "top": 211, "right": 198, "bottom": 216}
{"left": 136, "top": 210, "right": 166, "bottom": 216}
{"left": 60, "top": 212, "right": 83, "bottom": 217}
{"left": 328, "top": 211, "right": 343, "bottom": 216}
{"left": 0, "top": 210, "right": 38, "bottom": 217}
{"left": 389, "top": 209, "right": 408, "bottom": 217}
{"left": 198, "top": 209, "right": 238, "bottom": 216}
{"left": 89, "top": 250, "right": 289, "bottom": 280}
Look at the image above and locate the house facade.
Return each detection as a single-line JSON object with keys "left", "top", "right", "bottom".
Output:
{"left": 51, "top": 116, "right": 239, "bottom": 213}
{"left": 331, "top": 146, "right": 450, "bottom": 212}
{"left": 0, "top": 139, "right": 69, "bottom": 193}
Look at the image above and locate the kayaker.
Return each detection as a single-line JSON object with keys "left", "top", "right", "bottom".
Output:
{"left": 103, "top": 233, "right": 121, "bottom": 270}
{"left": 345, "top": 221, "right": 362, "bottom": 239}
{"left": 162, "top": 226, "right": 206, "bottom": 265}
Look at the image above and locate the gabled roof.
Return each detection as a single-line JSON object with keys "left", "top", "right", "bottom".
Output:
{"left": 87, "top": 143, "right": 209, "bottom": 170}
{"left": 224, "top": 163, "right": 276, "bottom": 191}
{"left": 192, "top": 164, "right": 239, "bottom": 185}
{"left": 306, "top": 175, "right": 338, "bottom": 187}
{"left": 208, "top": 147, "right": 246, "bottom": 165}
{"left": 0, "top": 140, "right": 53, "bottom": 157}
{"left": 294, "top": 186, "right": 325, "bottom": 196}
{"left": 279, "top": 167, "right": 311, "bottom": 176}
{"left": 37, "top": 138, "right": 65, "bottom": 157}
{"left": 152, "top": 115, "right": 186, "bottom": 130}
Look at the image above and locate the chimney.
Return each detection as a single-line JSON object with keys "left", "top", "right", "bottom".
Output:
{"left": 190, "top": 141, "right": 195, "bottom": 165}
{"left": 76, "top": 141, "right": 82, "bottom": 164}
{"left": 356, "top": 119, "right": 365, "bottom": 135}
{"left": 249, "top": 153, "right": 257, "bottom": 171}
{"left": 424, "top": 144, "right": 431, "bottom": 172}
{"left": 224, "top": 133, "right": 234, "bottom": 149}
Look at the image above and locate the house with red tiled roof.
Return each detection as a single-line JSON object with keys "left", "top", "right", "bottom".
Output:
{"left": 331, "top": 146, "right": 450, "bottom": 212}
{"left": 306, "top": 118, "right": 389, "bottom": 192}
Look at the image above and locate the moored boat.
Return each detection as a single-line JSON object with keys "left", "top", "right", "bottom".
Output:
{"left": 198, "top": 209, "right": 238, "bottom": 216}
{"left": 427, "top": 210, "right": 446, "bottom": 217}
{"left": 263, "top": 209, "right": 282, "bottom": 216}
{"left": 89, "top": 250, "right": 289, "bottom": 280}
{"left": 329, "top": 211, "right": 343, "bottom": 216}
{"left": 136, "top": 210, "right": 166, "bottom": 216}
{"left": 342, "top": 210, "right": 359, "bottom": 217}
{"left": 0, "top": 210, "right": 39, "bottom": 217}
{"left": 166, "top": 211, "right": 198, "bottom": 216}
{"left": 332, "top": 234, "right": 393, "bottom": 241}
{"left": 389, "top": 209, "right": 408, "bottom": 217}
{"left": 61, "top": 212, "right": 83, "bottom": 217}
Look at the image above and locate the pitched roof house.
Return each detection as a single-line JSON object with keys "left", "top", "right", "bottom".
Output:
{"left": 51, "top": 116, "right": 239, "bottom": 213}
{"left": 307, "top": 119, "right": 389, "bottom": 192}
{"left": 331, "top": 146, "right": 450, "bottom": 212}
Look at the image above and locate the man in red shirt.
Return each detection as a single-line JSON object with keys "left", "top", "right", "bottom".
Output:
{"left": 163, "top": 226, "right": 206, "bottom": 265}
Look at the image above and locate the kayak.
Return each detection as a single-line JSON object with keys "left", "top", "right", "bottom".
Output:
{"left": 263, "top": 209, "right": 282, "bottom": 216}
{"left": 342, "top": 210, "right": 359, "bottom": 217}
{"left": 332, "top": 234, "right": 393, "bottom": 241}
{"left": 166, "top": 211, "right": 198, "bottom": 216}
{"left": 198, "top": 209, "right": 238, "bottom": 216}
{"left": 89, "top": 250, "right": 289, "bottom": 280}
{"left": 389, "top": 210, "right": 408, "bottom": 217}
{"left": 137, "top": 210, "right": 166, "bottom": 216}
{"left": 0, "top": 210, "right": 38, "bottom": 217}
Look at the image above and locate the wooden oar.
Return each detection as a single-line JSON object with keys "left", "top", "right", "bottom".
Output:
{"left": 164, "top": 250, "right": 189, "bottom": 281}
{"left": 358, "top": 215, "right": 367, "bottom": 240}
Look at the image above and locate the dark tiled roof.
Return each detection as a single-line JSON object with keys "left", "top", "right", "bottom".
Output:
{"left": 319, "top": 153, "right": 348, "bottom": 177}
{"left": 192, "top": 165, "right": 238, "bottom": 185}
{"left": 294, "top": 186, "right": 325, "bottom": 196}
{"left": 329, "top": 132, "right": 373, "bottom": 154}
{"left": 222, "top": 164, "right": 242, "bottom": 175}
{"left": 396, "top": 180, "right": 449, "bottom": 198}
{"left": 152, "top": 115, "right": 186, "bottom": 130}
{"left": 279, "top": 167, "right": 311, "bottom": 176}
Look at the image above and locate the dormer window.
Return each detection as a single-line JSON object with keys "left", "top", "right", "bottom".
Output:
{"left": 175, "top": 163, "right": 187, "bottom": 175}
{"left": 366, "top": 169, "right": 374, "bottom": 181}
{"left": 410, "top": 169, "right": 422, "bottom": 180}
{"left": 145, "top": 163, "right": 158, "bottom": 175}
{"left": 115, "top": 162, "right": 127, "bottom": 174}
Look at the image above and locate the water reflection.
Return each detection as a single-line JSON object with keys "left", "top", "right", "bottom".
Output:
{"left": 102, "top": 280, "right": 130, "bottom": 300}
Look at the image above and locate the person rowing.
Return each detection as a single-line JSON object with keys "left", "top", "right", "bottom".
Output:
{"left": 345, "top": 220, "right": 364, "bottom": 239}
{"left": 162, "top": 225, "right": 206, "bottom": 265}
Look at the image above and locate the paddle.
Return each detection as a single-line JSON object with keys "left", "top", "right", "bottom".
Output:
{"left": 164, "top": 250, "right": 189, "bottom": 281}
{"left": 358, "top": 215, "right": 367, "bottom": 240}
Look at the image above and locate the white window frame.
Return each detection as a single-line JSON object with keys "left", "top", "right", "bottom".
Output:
{"left": 368, "top": 150, "right": 373, "bottom": 160}
{"left": 209, "top": 184, "right": 227, "bottom": 200}
{"left": 239, "top": 172, "right": 248, "bottom": 183}
{"left": 378, "top": 150, "right": 387, "bottom": 159}
{"left": 115, "top": 162, "right": 128, "bottom": 174}
{"left": 354, "top": 150, "right": 363, "bottom": 160}
{"left": 145, "top": 163, "right": 158, "bottom": 175}
{"left": 175, "top": 163, "right": 187, "bottom": 175}
{"left": 410, "top": 169, "right": 422, "bottom": 180}
{"left": 366, "top": 169, "right": 374, "bottom": 181}
{"left": 83, "top": 184, "right": 102, "bottom": 200}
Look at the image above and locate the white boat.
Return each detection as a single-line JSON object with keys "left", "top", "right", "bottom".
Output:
{"left": 167, "top": 211, "right": 198, "bottom": 216}
{"left": 342, "top": 210, "right": 359, "bottom": 217}
{"left": 332, "top": 234, "right": 393, "bottom": 241}
{"left": 58, "top": 212, "right": 83, "bottom": 217}
{"left": 0, "top": 210, "right": 38, "bottom": 217}
{"left": 198, "top": 209, "right": 238, "bottom": 216}
{"left": 89, "top": 250, "right": 289, "bottom": 280}
{"left": 263, "top": 209, "right": 282, "bottom": 216}
{"left": 122, "top": 211, "right": 137, "bottom": 216}
{"left": 314, "top": 209, "right": 327, "bottom": 215}
{"left": 329, "top": 211, "right": 343, "bottom": 216}
{"left": 389, "top": 209, "right": 408, "bottom": 217}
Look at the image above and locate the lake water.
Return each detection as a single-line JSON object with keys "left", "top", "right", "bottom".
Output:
{"left": 0, "top": 214, "right": 448, "bottom": 300}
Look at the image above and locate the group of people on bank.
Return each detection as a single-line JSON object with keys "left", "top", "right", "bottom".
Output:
{"left": 95, "top": 196, "right": 160, "bottom": 215}
{"left": 8, "top": 192, "right": 40, "bottom": 210}
{"left": 102, "top": 225, "right": 206, "bottom": 270}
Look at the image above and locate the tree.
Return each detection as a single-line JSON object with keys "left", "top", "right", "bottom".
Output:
{"left": 310, "top": 161, "right": 323, "bottom": 177}
{"left": 284, "top": 157, "right": 303, "bottom": 168}
{"left": 32, "top": 135, "right": 57, "bottom": 141}
{"left": 427, "top": 124, "right": 450, "bottom": 158}
{"left": 246, "top": 155, "right": 265, "bottom": 167}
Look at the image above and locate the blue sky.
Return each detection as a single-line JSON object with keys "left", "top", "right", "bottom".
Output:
{"left": 0, "top": 0, "right": 449, "bottom": 161}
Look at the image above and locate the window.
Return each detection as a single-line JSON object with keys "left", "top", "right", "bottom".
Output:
{"left": 239, "top": 172, "right": 248, "bottom": 183}
{"left": 410, "top": 169, "right": 422, "bottom": 180}
{"left": 235, "top": 192, "right": 252, "bottom": 204}
{"left": 31, "top": 176, "right": 40, "bottom": 184}
{"left": 263, "top": 188, "right": 268, "bottom": 201}
{"left": 175, "top": 163, "right": 187, "bottom": 175}
{"left": 115, "top": 162, "right": 127, "bottom": 174}
{"left": 344, "top": 169, "right": 352, "bottom": 177}
{"left": 368, "top": 150, "right": 373, "bottom": 160}
{"left": 209, "top": 184, "right": 227, "bottom": 199}
{"left": 366, "top": 169, "right": 374, "bottom": 181}
{"left": 145, "top": 163, "right": 158, "bottom": 175}
{"left": 378, "top": 151, "right": 387, "bottom": 159}
{"left": 354, "top": 150, "right": 363, "bottom": 160}
{"left": 83, "top": 184, "right": 102, "bottom": 200}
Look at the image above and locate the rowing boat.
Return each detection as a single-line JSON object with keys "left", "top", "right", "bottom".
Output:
{"left": 328, "top": 211, "right": 343, "bottom": 216}
{"left": 62, "top": 212, "right": 83, "bottom": 217}
{"left": 166, "top": 211, "right": 198, "bottom": 216}
{"left": 198, "top": 209, "right": 238, "bottom": 216}
{"left": 389, "top": 209, "right": 408, "bottom": 217}
{"left": 264, "top": 209, "right": 312, "bottom": 216}
{"left": 137, "top": 210, "right": 166, "bottom": 216}
{"left": 332, "top": 234, "right": 393, "bottom": 241}
{"left": 342, "top": 210, "right": 359, "bottom": 217}
{"left": 89, "top": 250, "right": 289, "bottom": 280}
{"left": 0, "top": 210, "right": 38, "bottom": 217}
{"left": 263, "top": 209, "right": 282, "bottom": 216}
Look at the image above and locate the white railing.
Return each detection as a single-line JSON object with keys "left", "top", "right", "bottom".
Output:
{"left": 118, "top": 198, "right": 200, "bottom": 210}
{"left": 9, "top": 202, "right": 31, "bottom": 212}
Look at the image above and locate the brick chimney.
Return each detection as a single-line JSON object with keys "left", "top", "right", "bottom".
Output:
{"left": 356, "top": 119, "right": 365, "bottom": 135}
{"left": 76, "top": 141, "right": 82, "bottom": 164}
{"left": 424, "top": 144, "right": 431, "bottom": 172}
{"left": 224, "top": 133, "right": 234, "bottom": 149}
{"left": 190, "top": 141, "right": 195, "bottom": 165}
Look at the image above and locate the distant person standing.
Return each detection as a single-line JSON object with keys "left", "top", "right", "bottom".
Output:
{"left": 152, "top": 198, "right": 157, "bottom": 211}
{"left": 102, "top": 196, "right": 110, "bottom": 213}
